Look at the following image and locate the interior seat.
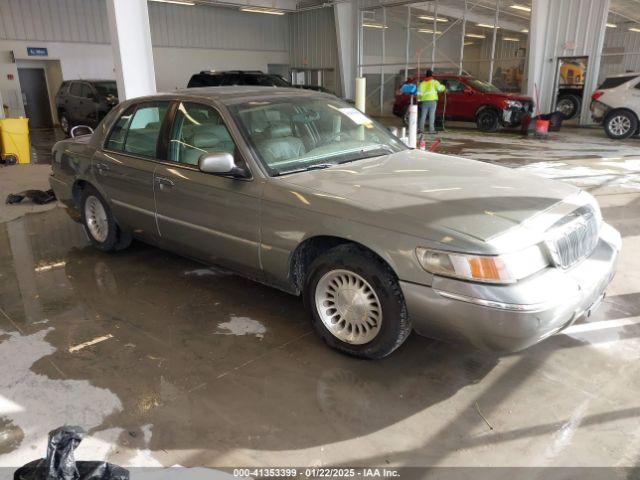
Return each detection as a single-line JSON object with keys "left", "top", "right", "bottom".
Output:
{"left": 182, "top": 130, "right": 221, "bottom": 165}
{"left": 257, "top": 122, "right": 305, "bottom": 165}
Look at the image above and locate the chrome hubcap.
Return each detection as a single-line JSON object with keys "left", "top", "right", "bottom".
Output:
{"left": 84, "top": 195, "right": 108, "bottom": 243}
{"left": 315, "top": 269, "right": 382, "bottom": 345}
{"left": 557, "top": 99, "right": 574, "bottom": 116}
{"left": 610, "top": 115, "right": 631, "bottom": 136}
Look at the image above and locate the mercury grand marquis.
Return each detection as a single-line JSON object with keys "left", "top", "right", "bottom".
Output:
{"left": 49, "top": 87, "right": 621, "bottom": 358}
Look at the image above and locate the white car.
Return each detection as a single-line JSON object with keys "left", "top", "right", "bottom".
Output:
{"left": 590, "top": 72, "right": 640, "bottom": 139}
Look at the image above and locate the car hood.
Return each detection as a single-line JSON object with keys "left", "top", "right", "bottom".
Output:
{"left": 277, "top": 150, "right": 578, "bottom": 243}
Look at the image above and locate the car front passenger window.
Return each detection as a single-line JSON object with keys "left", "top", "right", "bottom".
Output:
{"left": 169, "top": 102, "right": 238, "bottom": 167}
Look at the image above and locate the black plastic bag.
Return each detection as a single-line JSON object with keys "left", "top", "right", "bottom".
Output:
{"left": 6, "top": 189, "right": 56, "bottom": 205}
{"left": 14, "top": 426, "right": 129, "bottom": 480}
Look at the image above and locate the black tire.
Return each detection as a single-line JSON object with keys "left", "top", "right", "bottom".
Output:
{"left": 80, "top": 185, "right": 132, "bottom": 252}
{"left": 476, "top": 108, "right": 500, "bottom": 132}
{"left": 303, "top": 245, "right": 411, "bottom": 359}
{"left": 604, "top": 110, "right": 638, "bottom": 140}
{"left": 59, "top": 112, "right": 71, "bottom": 136}
{"left": 556, "top": 94, "right": 581, "bottom": 120}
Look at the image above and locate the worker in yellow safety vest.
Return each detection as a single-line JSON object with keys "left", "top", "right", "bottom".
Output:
{"left": 417, "top": 70, "right": 446, "bottom": 134}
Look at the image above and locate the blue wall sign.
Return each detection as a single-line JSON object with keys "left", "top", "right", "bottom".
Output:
{"left": 27, "top": 47, "right": 48, "bottom": 57}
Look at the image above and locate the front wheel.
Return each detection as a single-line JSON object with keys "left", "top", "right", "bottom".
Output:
{"left": 304, "top": 245, "right": 411, "bottom": 359}
{"left": 80, "top": 186, "right": 132, "bottom": 252}
{"left": 604, "top": 110, "right": 638, "bottom": 140}
{"left": 476, "top": 109, "right": 500, "bottom": 132}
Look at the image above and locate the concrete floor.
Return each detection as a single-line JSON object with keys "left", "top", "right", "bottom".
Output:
{"left": 0, "top": 126, "right": 639, "bottom": 473}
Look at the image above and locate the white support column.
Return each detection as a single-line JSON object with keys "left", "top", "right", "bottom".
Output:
{"left": 106, "top": 0, "right": 156, "bottom": 100}
{"left": 526, "top": 0, "right": 610, "bottom": 124}
{"left": 488, "top": 0, "right": 500, "bottom": 85}
{"left": 459, "top": 0, "right": 467, "bottom": 75}
{"left": 335, "top": 0, "right": 359, "bottom": 100}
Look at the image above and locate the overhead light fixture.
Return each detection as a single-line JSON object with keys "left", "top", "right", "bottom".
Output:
{"left": 606, "top": 23, "right": 617, "bottom": 28}
{"left": 464, "top": 42, "right": 475, "bottom": 45}
{"left": 510, "top": 4, "right": 531, "bottom": 12}
{"left": 521, "top": 28, "right": 529, "bottom": 33}
{"left": 149, "top": 0, "right": 195, "bottom": 5}
{"left": 418, "top": 15, "right": 448, "bottom": 22}
{"left": 239, "top": 6, "right": 285, "bottom": 15}
{"left": 477, "top": 23, "right": 500, "bottom": 28}
{"left": 465, "top": 33, "right": 486, "bottom": 38}
{"left": 629, "top": 27, "right": 640, "bottom": 32}
{"left": 503, "top": 37, "right": 520, "bottom": 41}
{"left": 363, "top": 23, "right": 388, "bottom": 29}
{"left": 418, "top": 28, "right": 442, "bottom": 34}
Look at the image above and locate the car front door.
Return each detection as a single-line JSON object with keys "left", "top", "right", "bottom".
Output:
{"left": 92, "top": 101, "right": 171, "bottom": 242}
{"left": 153, "top": 100, "right": 262, "bottom": 277}
{"left": 438, "top": 78, "right": 467, "bottom": 119}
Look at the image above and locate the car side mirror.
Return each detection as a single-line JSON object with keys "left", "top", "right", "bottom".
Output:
{"left": 198, "top": 152, "right": 247, "bottom": 178}
{"left": 464, "top": 87, "right": 475, "bottom": 95}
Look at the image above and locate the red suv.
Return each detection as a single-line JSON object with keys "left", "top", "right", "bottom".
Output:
{"left": 393, "top": 75, "right": 534, "bottom": 132}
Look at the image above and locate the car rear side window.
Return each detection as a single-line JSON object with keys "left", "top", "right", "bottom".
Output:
{"left": 105, "top": 106, "right": 135, "bottom": 151}
{"left": 168, "top": 102, "right": 237, "bottom": 166}
{"left": 599, "top": 75, "right": 639, "bottom": 89}
{"left": 105, "top": 102, "right": 170, "bottom": 157}
{"left": 69, "top": 82, "right": 83, "bottom": 96}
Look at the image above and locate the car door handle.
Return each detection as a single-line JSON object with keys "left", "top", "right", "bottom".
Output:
{"left": 95, "top": 162, "right": 110, "bottom": 173}
{"left": 156, "top": 177, "right": 175, "bottom": 188}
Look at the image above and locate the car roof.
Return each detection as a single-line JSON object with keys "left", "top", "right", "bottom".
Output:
{"left": 138, "top": 86, "right": 332, "bottom": 106}
{"left": 66, "top": 79, "right": 115, "bottom": 82}
{"left": 195, "top": 70, "right": 267, "bottom": 76}
{"left": 606, "top": 72, "right": 640, "bottom": 78}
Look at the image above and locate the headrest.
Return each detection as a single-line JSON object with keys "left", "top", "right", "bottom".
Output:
{"left": 267, "top": 122, "right": 293, "bottom": 138}
{"left": 192, "top": 131, "right": 220, "bottom": 148}
{"left": 210, "top": 124, "right": 231, "bottom": 140}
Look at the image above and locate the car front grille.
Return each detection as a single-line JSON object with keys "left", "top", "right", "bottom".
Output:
{"left": 545, "top": 207, "right": 600, "bottom": 269}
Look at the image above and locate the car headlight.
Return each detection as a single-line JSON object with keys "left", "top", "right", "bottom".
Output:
{"left": 505, "top": 100, "right": 523, "bottom": 109}
{"left": 415, "top": 245, "right": 549, "bottom": 284}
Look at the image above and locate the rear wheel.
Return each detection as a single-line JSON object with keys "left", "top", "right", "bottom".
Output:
{"left": 80, "top": 186, "right": 132, "bottom": 252}
{"left": 556, "top": 94, "right": 581, "bottom": 120}
{"left": 604, "top": 110, "right": 638, "bottom": 140}
{"left": 304, "top": 245, "right": 411, "bottom": 359}
{"left": 476, "top": 109, "right": 500, "bottom": 132}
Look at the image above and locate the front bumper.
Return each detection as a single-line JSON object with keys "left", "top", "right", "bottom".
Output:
{"left": 501, "top": 107, "right": 528, "bottom": 127}
{"left": 401, "top": 222, "right": 621, "bottom": 352}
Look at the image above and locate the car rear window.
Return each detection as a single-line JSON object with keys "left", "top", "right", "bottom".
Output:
{"left": 105, "top": 102, "right": 170, "bottom": 157}
{"left": 598, "top": 75, "right": 639, "bottom": 89}
{"left": 187, "top": 74, "right": 222, "bottom": 87}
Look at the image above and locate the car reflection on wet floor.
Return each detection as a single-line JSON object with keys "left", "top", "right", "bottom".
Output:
{"left": 1, "top": 203, "right": 639, "bottom": 468}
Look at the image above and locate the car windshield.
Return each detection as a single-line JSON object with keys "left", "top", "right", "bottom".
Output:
{"left": 466, "top": 79, "right": 501, "bottom": 93}
{"left": 231, "top": 98, "right": 407, "bottom": 176}
{"left": 94, "top": 81, "right": 118, "bottom": 97}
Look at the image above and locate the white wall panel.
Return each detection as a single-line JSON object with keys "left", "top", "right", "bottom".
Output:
{"left": 0, "top": 0, "right": 289, "bottom": 52}
{"left": 148, "top": 3, "right": 288, "bottom": 52}
{"left": 0, "top": 0, "right": 110, "bottom": 43}
{"left": 289, "top": 7, "right": 337, "bottom": 69}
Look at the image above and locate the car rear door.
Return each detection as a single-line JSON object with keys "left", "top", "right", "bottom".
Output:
{"left": 91, "top": 101, "right": 171, "bottom": 242}
{"left": 153, "top": 100, "right": 262, "bottom": 277}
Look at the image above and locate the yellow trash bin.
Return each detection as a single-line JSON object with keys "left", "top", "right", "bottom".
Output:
{"left": 0, "top": 118, "right": 30, "bottom": 164}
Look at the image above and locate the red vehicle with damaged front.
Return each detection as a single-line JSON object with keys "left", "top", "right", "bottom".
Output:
{"left": 393, "top": 75, "right": 535, "bottom": 132}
